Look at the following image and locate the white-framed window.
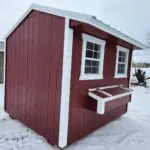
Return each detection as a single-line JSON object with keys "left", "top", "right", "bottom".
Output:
{"left": 114, "top": 45, "right": 129, "bottom": 78}
{"left": 80, "top": 33, "right": 106, "bottom": 80}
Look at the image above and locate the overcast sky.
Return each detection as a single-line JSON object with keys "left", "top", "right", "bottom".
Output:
{"left": 0, "top": 0, "right": 150, "bottom": 62}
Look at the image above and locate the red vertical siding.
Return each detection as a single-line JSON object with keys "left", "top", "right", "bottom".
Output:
{"left": 68, "top": 25, "right": 133, "bottom": 144}
{"left": 5, "top": 11, "right": 65, "bottom": 146}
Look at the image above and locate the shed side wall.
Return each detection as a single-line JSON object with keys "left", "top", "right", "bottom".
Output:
{"left": 68, "top": 27, "right": 133, "bottom": 144}
{"left": 5, "top": 11, "right": 65, "bottom": 145}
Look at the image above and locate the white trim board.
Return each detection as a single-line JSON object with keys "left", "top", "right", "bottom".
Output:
{"left": 4, "top": 4, "right": 147, "bottom": 50}
{"left": 129, "top": 51, "right": 133, "bottom": 88}
{"left": 58, "top": 18, "right": 73, "bottom": 148}
{"left": 88, "top": 85, "right": 132, "bottom": 115}
{"left": 80, "top": 33, "right": 106, "bottom": 80}
{"left": 88, "top": 91, "right": 132, "bottom": 115}
{"left": 114, "top": 45, "right": 129, "bottom": 79}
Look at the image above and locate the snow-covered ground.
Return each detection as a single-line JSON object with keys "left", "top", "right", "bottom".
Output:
{"left": 0, "top": 84, "right": 150, "bottom": 149}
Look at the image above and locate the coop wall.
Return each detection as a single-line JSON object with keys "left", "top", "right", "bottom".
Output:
{"left": 5, "top": 10, "right": 65, "bottom": 146}
{"left": 67, "top": 20, "right": 133, "bottom": 145}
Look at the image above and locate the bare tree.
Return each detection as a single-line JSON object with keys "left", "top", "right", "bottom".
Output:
{"left": 133, "top": 68, "right": 149, "bottom": 87}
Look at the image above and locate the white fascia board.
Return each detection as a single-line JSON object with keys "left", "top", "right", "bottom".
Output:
{"left": 4, "top": 3, "right": 147, "bottom": 50}
{"left": 32, "top": 4, "right": 93, "bottom": 21}
{"left": 4, "top": 4, "right": 92, "bottom": 39}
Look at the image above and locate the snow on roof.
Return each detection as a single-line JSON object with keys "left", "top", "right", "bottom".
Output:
{"left": 0, "top": 41, "right": 4, "bottom": 50}
{"left": 4, "top": 3, "right": 148, "bottom": 50}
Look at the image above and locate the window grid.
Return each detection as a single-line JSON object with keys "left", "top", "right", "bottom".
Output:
{"left": 117, "top": 50, "right": 127, "bottom": 74}
{"left": 84, "top": 42, "right": 101, "bottom": 74}
{"left": 80, "top": 33, "right": 106, "bottom": 80}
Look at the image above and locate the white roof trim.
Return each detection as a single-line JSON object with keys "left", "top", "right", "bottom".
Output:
{"left": 4, "top": 3, "right": 148, "bottom": 50}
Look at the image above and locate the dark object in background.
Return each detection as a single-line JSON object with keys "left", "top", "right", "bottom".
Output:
{"left": 133, "top": 68, "right": 149, "bottom": 88}
{"left": 0, "top": 52, "right": 4, "bottom": 84}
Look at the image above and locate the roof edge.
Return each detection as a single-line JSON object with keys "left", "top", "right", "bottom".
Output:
{"left": 4, "top": 5, "right": 33, "bottom": 39}
{"left": 90, "top": 18, "right": 148, "bottom": 50}
{"left": 4, "top": 3, "right": 148, "bottom": 50}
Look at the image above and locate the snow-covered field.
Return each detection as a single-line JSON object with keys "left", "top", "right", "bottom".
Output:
{"left": 0, "top": 84, "right": 150, "bottom": 149}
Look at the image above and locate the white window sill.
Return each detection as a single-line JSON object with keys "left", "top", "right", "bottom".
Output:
{"left": 79, "top": 75, "right": 103, "bottom": 80}
{"left": 114, "top": 74, "right": 127, "bottom": 79}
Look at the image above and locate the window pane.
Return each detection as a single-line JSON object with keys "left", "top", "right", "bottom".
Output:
{"left": 122, "top": 57, "right": 126, "bottom": 63}
{"left": 94, "top": 52, "right": 100, "bottom": 59}
{"left": 86, "top": 42, "right": 93, "bottom": 50}
{"left": 117, "top": 64, "right": 125, "bottom": 74}
{"left": 84, "top": 40, "right": 103, "bottom": 75}
{"left": 118, "top": 56, "right": 122, "bottom": 62}
{"left": 85, "top": 66, "right": 91, "bottom": 73}
{"left": 94, "top": 44, "right": 101, "bottom": 51}
{"left": 119, "top": 51, "right": 122, "bottom": 57}
{"left": 92, "top": 61, "right": 99, "bottom": 67}
{"left": 85, "top": 60, "right": 92, "bottom": 66}
{"left": 118, "top": 56, "right": 126, "bottom": 63}
{"left": 92, "top": 67, "right": 99, "bottom": 73}
{"left": 86, "top": 50, "right": 93, "bottom": 58}
{"left": 122, "top": 51, "right": 126, "bottom": 57}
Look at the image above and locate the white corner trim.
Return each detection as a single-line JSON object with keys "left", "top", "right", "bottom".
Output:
{"left": 114, "top": 45, "right": 129, "bottom": 79}
{"left": 58, "top": 18, "right": 73, "bottom": 148}
{"left": 80, "top": 33, "right": 106, "bottom": 80}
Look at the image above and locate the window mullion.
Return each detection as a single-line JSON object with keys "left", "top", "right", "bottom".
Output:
{"left": 85, "top": 57, "right": 100, "bottom": 61}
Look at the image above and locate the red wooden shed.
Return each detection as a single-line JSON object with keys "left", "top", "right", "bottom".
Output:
{"left": 4, "top": 4, "right": 147, "bottom": 149}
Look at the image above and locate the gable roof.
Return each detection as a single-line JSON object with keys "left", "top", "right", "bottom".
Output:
{"left": 4, "top": 3, "right": 147, "bottom": 50}
{"left": 0, "top": 41, "right": 4, "bottom": 50}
